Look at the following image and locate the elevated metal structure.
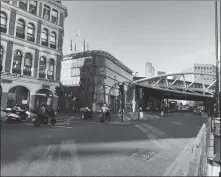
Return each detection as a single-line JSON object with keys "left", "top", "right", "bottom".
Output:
{"left": 133, "top": 72, "right": 216, "bottom": 99}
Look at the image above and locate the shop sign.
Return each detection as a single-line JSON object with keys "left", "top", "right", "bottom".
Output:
{"left": 42, "top": 85, "right": 50, "bottom": 89}
{"left": 22, "top": 100, "right": 28, "bottom": 104}
{"left": 2, "top": 79, "right": 12, "bottom": 83}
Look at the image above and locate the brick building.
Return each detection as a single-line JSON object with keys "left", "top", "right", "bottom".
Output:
{"left": 0, "top": 1, "right": 67, "bottom": 109}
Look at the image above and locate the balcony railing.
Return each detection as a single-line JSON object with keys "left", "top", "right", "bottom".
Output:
{"left": 27, "top": 35, "right": 35, "bottom": 42}
{"left": 16, "top": 31, "right": 25, "bottom": 39}
{"left": 41, "top": 40, "right": 48, "bottom": 46}
{"left": 39, "top": 72, "right": 46, "bottom": 78}
{"left": 50, "top": 43, "right": 56, "bottom": 49}
{"left": 23, "top": 69, "right": 31, "bottom": 76}
{"left": 47, "top": 75, "right": 54, "bottom": 80}
{"left": 0, "top": 26, "right": 7, "bottom": 33}
{"left": 12, "top": 68, "right": 21, "bottom": 74}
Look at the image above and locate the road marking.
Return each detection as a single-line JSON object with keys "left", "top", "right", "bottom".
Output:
{"left": 54, "top": 125, "right": 72, "bottom": 129}
{"left": 56, "top": 140, "right": 82, "bottom": 176}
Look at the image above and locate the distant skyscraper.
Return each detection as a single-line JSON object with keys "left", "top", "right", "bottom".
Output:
{"left": 194, "top": 63, "right": 216, "bottom": 85}
{"left": 145, "top": 62, "right": 155, "bottom": 77}
{"left": 157, "top": 71, "right": 166, "bottom": 75}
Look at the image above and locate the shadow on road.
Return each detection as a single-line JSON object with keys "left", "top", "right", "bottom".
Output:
{"left": 1, "top": 113, "right": 205, "bottom": 166}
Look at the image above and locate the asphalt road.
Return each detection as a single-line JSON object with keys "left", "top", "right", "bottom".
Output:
{"left": 1, "top": 113, "right": 206, "bottom": 176}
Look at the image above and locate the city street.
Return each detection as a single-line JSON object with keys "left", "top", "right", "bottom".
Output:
{"left": 1, "top": 113, "right": 206, "bottom": 176}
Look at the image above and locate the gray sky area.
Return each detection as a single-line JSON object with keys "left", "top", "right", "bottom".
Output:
{"left": 62, "top": 1, "right": 217, "bottom": 76}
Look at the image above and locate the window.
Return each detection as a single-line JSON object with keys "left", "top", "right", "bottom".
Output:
{"left": 29, "top": 1, "right": 37, "bottom": 15}
{"left": 27, "top": 23, "right": 35, "bottom": 42}
{"left": 13, "top": 50, "right": 22, "bottom": 74}
{"left": 41, "top": 28, "right": 48, "bottom": 46}
{"left": 39, "top": 57, "right": 46, "bottom": 78}
{"left": 50, "top": 31, "right": 56, "bottom": 49}
{"left": 16, "top": 19, "right": 25, "bottom": 39}
{"left": 43, "top": 5, "right": 50, "bottom": 20}
{"left": 48, "top": 59, "right": 54, "bottom": 80}
{"left": 0, "top": 46, "right": 3, "bottom": 71}
{"left": 0, "top": 12, "right": 7, "bottom": 33}
{"left": 23, "top": 53, "right": 32, "bottom": 76}
{"left": 19, "top": 1, "right": 28, "bottom": 11}
{"left": 51, "top": 9, "right": 58, "bottom": 25}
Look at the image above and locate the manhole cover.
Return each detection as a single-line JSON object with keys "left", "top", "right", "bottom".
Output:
{"left": 129, "top": 149, "right": 158, "bottom": 160}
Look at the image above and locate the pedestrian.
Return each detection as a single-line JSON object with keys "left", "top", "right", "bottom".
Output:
{"left": 163, "top": 100, "right": 168, "bottom": 115}
{"left": 160, "top": 100, "right": 164, "bottom": 116}
{"left": 72, "top": 105, "right": 76, "bottom": 116}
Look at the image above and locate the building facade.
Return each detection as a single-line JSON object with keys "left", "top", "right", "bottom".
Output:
{"left": 145, "top": 62, "right": 155, "bottom": 77}
{"left": 194, "top": 63, "right": 216, "bottom": 85}
{"left": 157, "top": 71, "right": 166, "bottom": 75}
{"left": 59, "top": 50, "right": 133, "bottom": 113}
{"left": 0, "top": 1, "right": 67, "bottom": 109}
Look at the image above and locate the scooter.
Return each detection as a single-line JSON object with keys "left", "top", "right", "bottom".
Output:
{"left": 100, "top": 111, "right": 111, "bottom": 123}
{"left": 32, "top": 109, "right": 57, "bottom": 127}
{"left": 3, "top": 108, "right": 30, "bottom": 124}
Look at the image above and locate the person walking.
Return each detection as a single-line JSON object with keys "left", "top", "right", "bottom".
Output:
{"left": 160, "top": 100, "right": 164, "bottom": 116}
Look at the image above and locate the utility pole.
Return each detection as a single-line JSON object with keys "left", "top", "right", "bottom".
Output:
{"left": 215, "top": 1, "right": 220, "bottom": 118}
{"left": 219, "top": 1, "right": 221, "bottom": 118}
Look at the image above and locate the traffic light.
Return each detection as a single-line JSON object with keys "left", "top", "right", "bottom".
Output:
{"left": 119, "top": 83, "right": 124, "bottom": 95}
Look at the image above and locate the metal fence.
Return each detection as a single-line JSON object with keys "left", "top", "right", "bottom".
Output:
{"left": 197, "top": 118, "right": 211, "bottom": 176}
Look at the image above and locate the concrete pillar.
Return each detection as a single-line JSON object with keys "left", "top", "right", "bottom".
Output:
{"left": 29, "top": 94, "right": 36, "bottom": 110}
{"left": 132, "top": 88, "right": 136, "bottom": 112}
{"left": 52, "top": 96, "right": 58, "bottom": 110}
{"left": 8, "top": 9, "right": 16, "bottom": 36}
{"left": 1, "top": 92, "right": 8, "bottom": 109}
{"left": 5, "top": 41, "right": 13, "bottom": 73}
{"left": 33, "top": 49, "right": 39, "bottom": 77}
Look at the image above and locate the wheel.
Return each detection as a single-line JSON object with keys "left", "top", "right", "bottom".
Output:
{"left": 100, "top": 116, "right": 104, "bottom": 123}
{"left": 6, "top": 117, "right": 13, "bottom": 124}
{"left": 34, "top": 120, "right": 40, "bottom": 127}
{"left": 50, "top": 119, "right": 56, "bottom": 126}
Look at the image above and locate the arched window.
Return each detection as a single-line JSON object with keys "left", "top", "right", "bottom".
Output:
{"left": 50, "top": 31, "right": 56, "bottom": 49}
{"left": 19, "top": 1, "right": 28, "bottom": 11}
{"left": 48, "top": 59, "right": 54, "bottom": 80}
{"left": 12, "top": 50, "right": 22, "bottom": 74}
{"left": 23, "top": 53, "right": 32, "bottom": 76}
{"left": 43, "top": 5, "right": 50, "bottom": 20}
{"left": 41, "top": 28, "right": 48, "bottom": 46}
{"left": 29, "top": 1, "right": 37, "bottom": 15}
{"left": 16, "top": 19, "right": 25, "bottom": 39}
{"left": 39, "top": 56, "right": 46, "bottom": 78}
{"left": 51, "top": 9, "right": 58, "bottom": 25}
{"left": 0, "top": 12, "right": 7, "bottom": 33}
{"left": 27, "top": 23, "right": 35, "bottom": 42}
{"left": 0, "top": 46, "right": 3, "bottom": 71}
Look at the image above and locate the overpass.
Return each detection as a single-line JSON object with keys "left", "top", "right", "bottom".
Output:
{"left": 133, "top": 72, "right": 216, "bottom": 101}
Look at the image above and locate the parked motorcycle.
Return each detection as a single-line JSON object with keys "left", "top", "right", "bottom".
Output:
{"left": 100, "top": 111, "right": 111, "bottom": 123}
{"left": 32, "top": 108, "right": 57, "bottom": 127}
{"left": 3, "top": 108, "right": 30, "bottom": 124}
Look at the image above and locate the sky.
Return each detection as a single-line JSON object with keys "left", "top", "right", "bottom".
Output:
{"left": 62, "top": 1, "right": 218, "bottom": 77}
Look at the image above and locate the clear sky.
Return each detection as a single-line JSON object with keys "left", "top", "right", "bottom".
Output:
{"left": 62, "top": 1, "right": 217, "bottom": 77}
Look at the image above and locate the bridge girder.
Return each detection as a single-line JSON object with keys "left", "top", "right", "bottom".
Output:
{"left": 133, "top": 72, "right": 216, "bottom": 98}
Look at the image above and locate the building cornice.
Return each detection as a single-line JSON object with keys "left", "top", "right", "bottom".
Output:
{"left": 63, "top": 50, "right": 133, "bottom": 75}
{"left": 1, "top": 2, "right": 64, "bottom": 30}
{"left": 49, "top": 1, "right": 68, "bottom": 17}
{"left": 1, "top": 33, "right": 62, "bottom": 56}
{"left": 1, "top": 72, "right": 59, "bottom": 86}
